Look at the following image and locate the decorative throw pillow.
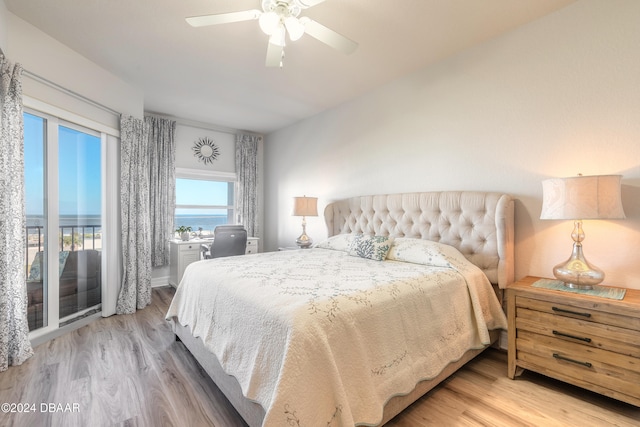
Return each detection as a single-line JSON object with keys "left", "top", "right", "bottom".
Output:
{"left": 348, "top": 234, "right": 393, "bottom": 261}
{"left": 386, "top": 238, "right": 456, "bottom": 267}
{"left": 315, "top": 234, "right": 356, "bottom": 252}
{"left": 28, "top": 251, "right": 70, "bottom": 281}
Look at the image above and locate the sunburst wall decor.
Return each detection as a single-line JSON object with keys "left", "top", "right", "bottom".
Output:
{"left": 192, "top": 137, "right": 220, "bottom": 165}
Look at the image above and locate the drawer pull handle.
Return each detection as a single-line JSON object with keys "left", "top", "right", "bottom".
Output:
{"left": 552, "top": 330, "right": 592, "bottom": 343}
{"left": 553, "top": 353, "right": 592, "bottom": 368}
{"left": 552, "top": 307, "right": 591, "bottom": 318}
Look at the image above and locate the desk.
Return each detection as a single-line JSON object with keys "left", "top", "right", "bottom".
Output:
{"left": 169, "top": 237, "right": 259, "bottom": 287}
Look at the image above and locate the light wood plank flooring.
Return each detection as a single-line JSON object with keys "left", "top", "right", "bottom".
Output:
{"left": 1, "top": 286, "right": 638, "bottom": 426}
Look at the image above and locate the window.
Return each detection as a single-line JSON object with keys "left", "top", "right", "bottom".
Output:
{"left": 175, "top": 176, "right": 235, "bottom": 237}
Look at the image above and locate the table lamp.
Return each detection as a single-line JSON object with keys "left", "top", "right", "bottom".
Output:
{"left": 293, "top": 196, "right": 318, "bottom": 248}
{"left": 540, "top": 174, "right": 625, "bottom": 289}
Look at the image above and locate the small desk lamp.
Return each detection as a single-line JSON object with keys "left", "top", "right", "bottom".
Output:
{"left": 293, "top": 196, "right": 318, "bottom": 248}
{"left": 540, "top": 174, "right": 625, "bottom": 289}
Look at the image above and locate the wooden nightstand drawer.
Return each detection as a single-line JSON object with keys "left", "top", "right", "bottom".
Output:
{"left": 515, "top": 307, "right": 640, "bottom": 357}
{"left": 507, "top": 276, "right": 640, "bottom": 407}
{"left": 515, "top": 295, "right": 640, "bottom": 330}
{"left": 516, "top": 331, "right": 640, "bottom": 400}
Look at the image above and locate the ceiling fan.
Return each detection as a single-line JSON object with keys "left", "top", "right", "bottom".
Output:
{"left": 186, "top": 0, "right": 358, "bottom": 67}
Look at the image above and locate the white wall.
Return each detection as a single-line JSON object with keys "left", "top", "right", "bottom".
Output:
{"left": 175, "top": 123, "right": 236, "bottom": 172}
{"left": 7, "top": 12, "right": 143, "bottom": 123}
{"left": 264, "top": 0, "right": 640, "bottom": 289}
{"left": 0, "top": 1, "right": 7, "bottom": 51}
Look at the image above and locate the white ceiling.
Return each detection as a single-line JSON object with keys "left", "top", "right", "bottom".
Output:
{"left": 6, "top": 0, "right": 575, "bottom": 134}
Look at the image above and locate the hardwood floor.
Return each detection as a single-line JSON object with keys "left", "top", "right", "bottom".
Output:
{"left": 1, "top": 286, "right": 638, "bottom": 427}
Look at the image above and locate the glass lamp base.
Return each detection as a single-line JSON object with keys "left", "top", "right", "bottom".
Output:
{"left": 296, "top": 217, "right": 313, "bottom": 248}
{"left": 296, "top": 233, "right": 313, "bottom": 248}
{"left": 553, "top": 242, "right": 604, "bottom": 290}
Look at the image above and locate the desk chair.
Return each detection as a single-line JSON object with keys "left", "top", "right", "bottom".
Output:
{"left": 209, "top": 225, "right": 247, "bottom": 258}
{"left": 201, "top": 243, "right": 212, "bottom": 259}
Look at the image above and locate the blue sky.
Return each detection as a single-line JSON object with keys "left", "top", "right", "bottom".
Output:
{"left": 175, "top": 178, "right": 231, "bottom": 216}
{"left": 24, "top": 112, "right": 102, "bottom": 216}
{"left": 25, "top": 112, "right": 230, "bottom": 218}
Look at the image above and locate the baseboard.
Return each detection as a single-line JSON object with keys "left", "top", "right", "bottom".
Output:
{"left": 30, "top": 311, "right": 103, "bottom": 347}
{"left": 151, "top": 275, "right": 170, "bottom": 288}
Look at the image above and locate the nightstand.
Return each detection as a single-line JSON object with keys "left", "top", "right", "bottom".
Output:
{"left": 245, "top": 237, "right": 259, "bottom": 254}
{"left": 169, "top": 240, "right": 201, "bottom": 287}
{"left": 507, "top": 276, "right": 640, "bottom": 406}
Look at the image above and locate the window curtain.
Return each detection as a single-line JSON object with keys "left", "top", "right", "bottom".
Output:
{"left": 235, "top": 134, "right": 260, "bottom": 237}
{"left": 117, "top": 115, "right": 151, "bottom": 314}
{"left": 0, "top": 49, "right": 34, "bottom": 371}
{"left": 146, "top": 116, "right": 176, "bottom": 267}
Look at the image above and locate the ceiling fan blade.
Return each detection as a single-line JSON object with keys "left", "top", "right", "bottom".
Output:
{"left": 186, "top": 10, "right": 261, "bottom": 27}
{"left": 300, "top": 17, "right": 358, "bottom": 54}
{"left": 294, "top": 0, "right": 327, "bottom": 9}
{"left": 265, "top": 42, "right": 284, "bottom": 67}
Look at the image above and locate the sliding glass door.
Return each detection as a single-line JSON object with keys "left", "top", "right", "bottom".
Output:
{"left": 24, "top": 111, "right": 103, "bottom": 331}
{"left": 24, "top": 113, "right": 47, "bottom": 330}
{"left": 58, "top": 124, "right": 102, "bottom": 325}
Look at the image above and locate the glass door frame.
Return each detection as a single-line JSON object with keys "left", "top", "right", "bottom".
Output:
{"left": 24, "top": 103, "right": 111, "bottom": 342}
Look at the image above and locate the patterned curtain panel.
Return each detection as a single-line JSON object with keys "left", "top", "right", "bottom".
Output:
{"left": 0, "top": 50, "right": 33, "bottom": 371}
{"left": 117, "top": 115, "right": 152, "bottom": 314}
{"left": 146, "top": 116, "right": 176, "bottom": 267}
{"left": 235, "top": 134, "right": 261, "bottom": 238}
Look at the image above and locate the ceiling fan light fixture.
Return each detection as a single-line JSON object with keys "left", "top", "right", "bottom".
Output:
{"left": 269, "top": 25, "right": 287, "bottom": 47}
{"left": 259, "top": 11, "right": 280, "bottom": 35}
{"left": 284, "top": 16, "right": 305, "bottom": 41}
{"left": 186, "top": 0, "right": 357, "bottom": 67}
{"left": 294, "top": 0, "right": 327, "bottom": 9}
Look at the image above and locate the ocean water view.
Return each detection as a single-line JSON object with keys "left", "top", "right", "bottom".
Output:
{"left": 26, "top": 214, "right": 230, "bottom": 234}
{"left": 174, "top": 214, "right": 230, "bottom": 234}
{"left": 25, "top": 214, "right": 231, "bottom": 253}
{"left": 26, "top": 214, "right": 102, "bottom": 227}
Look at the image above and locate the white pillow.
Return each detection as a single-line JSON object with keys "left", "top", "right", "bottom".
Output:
{"left": 348, "top": 234, "right": 394, "bottom": 261}
{"left": 386, "top": 237, "right": 460, "bottom": 267}
{"left": 315, "top": 234, "right": 356, "bottom": 252}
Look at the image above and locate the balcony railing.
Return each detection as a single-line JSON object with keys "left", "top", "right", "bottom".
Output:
{"left": 26, "top": 225, "right": 101, "bottom": 250}
{"left": 25, "top": 225, "right": 101, "bottom": 275}
{"left": 25, "top": 225, "right": 102, "bottom": 331}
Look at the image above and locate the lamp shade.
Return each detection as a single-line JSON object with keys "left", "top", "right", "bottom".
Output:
{"left": 540, "top": 175, "right": 625, "bottom": 220}
{"left": 293, "top": 196, "right": 318, "bottom": 217}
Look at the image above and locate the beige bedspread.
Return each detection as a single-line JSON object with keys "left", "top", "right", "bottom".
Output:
{"left": 166, "top": 246, "right": 507, "bottom": 426}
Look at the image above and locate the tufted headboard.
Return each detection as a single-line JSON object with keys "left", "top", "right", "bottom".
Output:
{"left": 324, "top": 191, "right": 514, "bottom": 288}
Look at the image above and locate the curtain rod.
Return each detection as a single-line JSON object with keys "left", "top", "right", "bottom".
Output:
{"left": 22, "top": 69, "right": 121, "bottom": 117}
{"left": 145, "top": 112, "right": 236, "bottom": 136}
{"left": 145, "top": 112, "right": 262, "bottom": 138}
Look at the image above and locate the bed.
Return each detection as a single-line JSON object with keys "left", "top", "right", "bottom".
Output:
{"left": 166, "top": 191, "right": 514, "bottom": 426}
